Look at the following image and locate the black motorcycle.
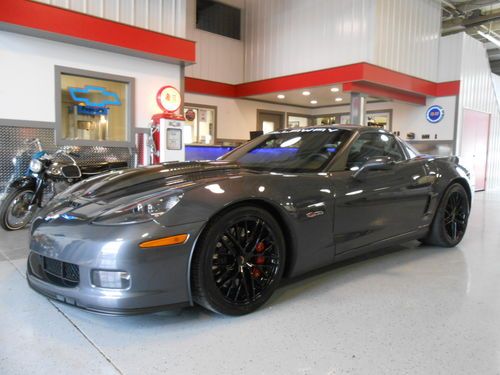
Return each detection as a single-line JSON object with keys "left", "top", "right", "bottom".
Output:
{"left": 0, "top": 139, "right": 128, "bottom": 231}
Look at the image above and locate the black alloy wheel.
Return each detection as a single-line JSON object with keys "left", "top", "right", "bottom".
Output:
{"left": 443, "top": 191, "right": 468, "bottom": 242}
{"left": 423, "top": 183, "right": 470, "bottom": 247}
{"left": 191, "top": 206, "right": 285, "bottom": 315}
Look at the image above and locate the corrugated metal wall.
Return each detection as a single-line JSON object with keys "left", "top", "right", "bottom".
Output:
{"left": 185, "top": 0, "right": 244, "bottom": 84}
{"left": 34, "top": 0, "right": 186, "bottom": 38}
{"left": 243, "top": 0, "right": 375, "bottom": 82}
{"left": 374, "top": 0, "right": 441, "bottom": 82}
{"left": 457, "top": 34, "right": 500, "bottom": 190}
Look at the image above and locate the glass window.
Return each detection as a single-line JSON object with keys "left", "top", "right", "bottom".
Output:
{"left": 60, "top": 73, "right": 129, "bottom": 143}
{"left": 222, "top": 129, "right": 352, "bottom": 173}
{"left": 196, "top": 0, "right": 241, "bottom": 40}
{"left": 184, "top": 106, "right": 216, "bottom": 144}
{"left": 346, "top": 133, "right": 405, "bottom": 169}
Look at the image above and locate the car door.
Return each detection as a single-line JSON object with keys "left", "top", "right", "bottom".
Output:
{"left": 331, "top": 132, "right": 432, "bottom": 254}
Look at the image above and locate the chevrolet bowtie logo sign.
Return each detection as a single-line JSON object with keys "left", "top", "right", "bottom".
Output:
{"left": 68, "top": 85, "right": 121, "bottom": 107}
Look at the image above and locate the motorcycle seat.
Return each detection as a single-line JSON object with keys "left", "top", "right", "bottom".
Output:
{"left": 80, "top": 161, "right": 129, "bottom": 175}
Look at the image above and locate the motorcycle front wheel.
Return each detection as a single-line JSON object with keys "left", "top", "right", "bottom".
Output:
{"left": 0, "top": 187, "right": 37, "bottom": 231}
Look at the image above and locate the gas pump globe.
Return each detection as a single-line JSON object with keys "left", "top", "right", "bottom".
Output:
{"left": 151, "top": 85, "right": 186, "bottom": 163}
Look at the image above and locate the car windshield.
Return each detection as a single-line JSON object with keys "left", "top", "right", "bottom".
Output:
{"left": 221, "top": 128, "right": 352, "bottom": 172}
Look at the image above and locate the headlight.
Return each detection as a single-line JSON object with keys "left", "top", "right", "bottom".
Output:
{"left": 92, "top": 193, "right": 182, "bottom": 226}
{"left": 29, "top": 159, "right": 43, "bottom": 173}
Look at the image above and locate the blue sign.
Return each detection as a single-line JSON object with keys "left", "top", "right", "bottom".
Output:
{"left": 426, "top": 105, "right": 444, "bottom": 123}
{"left": 68, "top": 85, "right": 121, "bottom": 108}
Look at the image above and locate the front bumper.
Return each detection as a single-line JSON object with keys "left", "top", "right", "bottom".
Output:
{"left": 27, "top": 218, "right": 206, "bottom": 315}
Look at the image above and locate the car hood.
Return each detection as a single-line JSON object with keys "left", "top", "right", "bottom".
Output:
{"left": 36, "top": 161, "right": 244, "bottom": 224}
{"left": 77, "top": 160, "right": 241, "bottom": 200}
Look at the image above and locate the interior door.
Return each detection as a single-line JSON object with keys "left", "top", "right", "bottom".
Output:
{"left": 331, "top": 133, "right": 431, "bottom": 253}
{"left": 257, "top": 111, "right": 284, "bottom": 134}
{"left": 462, "top": 109, "right": 490, "bottom": 191}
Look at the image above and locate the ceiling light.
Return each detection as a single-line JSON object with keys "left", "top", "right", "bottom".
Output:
{"left": 478, "top": 30, "right": 500, "bottom": 48}
{"left": 335, "top": 97, "right": 343, "bottom": 102}
{"left": 330, "top": 87, "right": 340, "bottom": 92}
{"left": 302, "top": 91, "right": 311, "bottom": 96}
{"left": 277, "top": 94, "right": 285, "bottom": 99}
{"left": 310, "top": 100, "right": 318, "bottom": 104}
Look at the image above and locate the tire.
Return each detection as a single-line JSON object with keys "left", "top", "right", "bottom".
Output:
{"left": 423, "top": 183, "right": 470, "bottom": 247}
{"left": 0, "top": 187, "right": 37, "bottom": 231}
{"left": 191, "top": 206, "right": 286, "bottom": 316}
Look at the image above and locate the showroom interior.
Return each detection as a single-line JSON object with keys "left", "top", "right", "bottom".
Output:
{"left": 1, "top": 0, "right": 500, "bottom": 374}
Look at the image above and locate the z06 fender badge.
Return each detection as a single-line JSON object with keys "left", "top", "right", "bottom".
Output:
{"left": 306, "top": 210, "right": 324, "bottom": 218}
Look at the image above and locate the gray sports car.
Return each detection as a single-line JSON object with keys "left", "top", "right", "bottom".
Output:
{"left": 27, "top": 125, "right": 472, "bottom": 315}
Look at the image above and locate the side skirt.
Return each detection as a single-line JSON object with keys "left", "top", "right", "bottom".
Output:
{"left": 333, "top": 227, "right": 429, "bottom": 263}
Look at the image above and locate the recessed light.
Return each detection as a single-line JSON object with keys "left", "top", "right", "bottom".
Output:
{"left": 310, "top": 100, "right": 318, "bottom": 104}
{"left": 330, "top": 87, "right": 340, "bottom": 92}
{"left": 277, "top": 94, "right": 285, "bottom": 99}
{"left": 302, "top": 91, "right": 311, "bottom": 96}
{"left": 335, "top": 97, "right": 343, "bottom": 102}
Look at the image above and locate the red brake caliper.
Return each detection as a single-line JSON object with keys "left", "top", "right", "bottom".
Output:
{"left": 251, "top": 242, "right": 266, "bottom": 278}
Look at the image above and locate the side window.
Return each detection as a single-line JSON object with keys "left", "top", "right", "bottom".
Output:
{"left": 346, "top": 133, "right": 405, "bottom": 169}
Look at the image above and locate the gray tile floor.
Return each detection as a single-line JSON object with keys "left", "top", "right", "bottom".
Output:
{"left": 1, "top": 192, "right": 500, "bottom": 375}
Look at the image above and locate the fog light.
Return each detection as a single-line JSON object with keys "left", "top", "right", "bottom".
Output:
{"left": 91, "top": 270, "right": 130, "bottom": 289}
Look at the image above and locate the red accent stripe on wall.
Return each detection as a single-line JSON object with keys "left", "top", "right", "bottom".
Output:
{"left": 185, "top": 77, "right": 236, "bottom": 97}
{"left": 186, "top": 63, "right": 460, "bottom": 105}
{"left": 235, "top": 63, "right": 365, "bottom": 97}
{"left": 343, "top": 82, "right": 426, "bottom": 106}
{"left": 0, "top": 0, "right": 196, "bottom": 64}
{"left": 435, "top": 81, "right": 461, "bottom": 97}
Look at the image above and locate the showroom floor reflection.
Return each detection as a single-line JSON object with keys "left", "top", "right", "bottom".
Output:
{"left": 1, "top": 192, "right": 499, "bottom": 375}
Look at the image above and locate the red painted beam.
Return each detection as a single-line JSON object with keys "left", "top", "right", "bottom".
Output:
{"left": 0, "top": 0, "right": 196, "bottom": 64}
{"left": 185, "top": 77, "right": 237, "bottom": 97}
{"left": 343, "top": 82, "right": 427, "bottom": 105}
{"left": 436, "top": 81, "right": 461, "bottom": 96}
{"left": 235, "top": 63, "right": 365, "bottom": 97}
{"left": 186, "top": 64, "right": 460, "bottom": 104}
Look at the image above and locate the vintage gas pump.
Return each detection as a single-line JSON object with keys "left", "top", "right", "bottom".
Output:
{"left": 150, "top": 85, "right": 185, "bottom": 164}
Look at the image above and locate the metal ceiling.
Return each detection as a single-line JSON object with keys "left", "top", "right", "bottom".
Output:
{"left": 441, "top": 0, "right": 500, "bottom": 74}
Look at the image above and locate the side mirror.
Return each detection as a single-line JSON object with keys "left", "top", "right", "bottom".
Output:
{"left": 352, "top": 156, "right": 394, "bottom": 180}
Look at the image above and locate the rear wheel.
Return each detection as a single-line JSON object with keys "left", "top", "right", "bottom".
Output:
{"left": 423, "top": 183, "right": 469, "bottom": 247}
{"left": 0, "top": 187, "right": 37, "bottom": 231}
{"left": 191, "top": 206, "right": 285, "bottom": 316}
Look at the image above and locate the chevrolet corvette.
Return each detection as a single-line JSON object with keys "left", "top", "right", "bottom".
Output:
{"left": 27, "top": 125, "right": 471, "bottom": 315}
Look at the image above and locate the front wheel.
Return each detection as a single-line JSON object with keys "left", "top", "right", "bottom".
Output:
{"left": 191, "top": 206, "right": 286, "bottom": 316}
{"left": 423, "top": 183, "right": 470, "bottom": 247}
{"left": 0, "top": 187, "right": 37, "bottom": 231}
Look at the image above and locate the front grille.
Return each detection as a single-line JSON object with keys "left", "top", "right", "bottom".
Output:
{"left": 29, "top": 253, "right": 80, "bottom": 287}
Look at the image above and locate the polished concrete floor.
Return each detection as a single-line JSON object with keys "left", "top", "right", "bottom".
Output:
{"left": 1, "top": 192, "right": 500, "bottom": 375}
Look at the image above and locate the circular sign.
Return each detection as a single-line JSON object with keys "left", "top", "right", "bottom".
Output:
{"left": 426, "top": 105, "right": 445, "bottom": 123}
{"left": 185, "top": 109, "right": 196, "bottom": 121}
{"left": 156, "top": 85, "right": 181, "bottom": 113}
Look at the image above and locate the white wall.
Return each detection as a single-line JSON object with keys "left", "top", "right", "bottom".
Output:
{"left": 33, "top": 0, "right": 187, "bottom": 38}
{"left": 0, "top": 31, "right": 181, "bottom": 128}
{"left": 374, "top": 0, "right": 441, "bottom": 82}
{"left": 185, "top": 93, "right": 310, "bottom": 140}
{"left": 243, "top": 0, "right": 441, "bottom": 82}
{"left": 311, "top": 97, "right": 457, "bottom": 141}
{"left": 455, "top": 34, "right": 500, "bottom": 190}
{"left": 244, "top": 0, "right": 375, "bottom": 82}
{"left": 438, "top": 34, "right": 463, "bottom": 82}
{"left": 184, "top": 0, "right": 244, "bottom": 84}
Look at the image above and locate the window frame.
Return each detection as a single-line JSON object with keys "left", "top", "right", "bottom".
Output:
{"left": 55, "top": 66, "right": 135, "bottom": 148}
{"left": 184, "top": 103, "right": 218, "bottom": 145}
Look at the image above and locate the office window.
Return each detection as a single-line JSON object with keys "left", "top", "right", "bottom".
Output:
{"left": 184, "top": 105, "right": 216, "bottom": 144}
{"left": 57, "top": 67, "right": 133, "bottom": 146}
{"left": 196, "top": 0, "right": 241, "bottom": 40}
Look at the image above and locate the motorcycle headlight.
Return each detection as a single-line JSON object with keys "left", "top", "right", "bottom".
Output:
{"left": 92, "top": 193, "right": 182, "bottom": 226}
{"left": 29, "top": 159, "right": 43, "bottom": 173}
